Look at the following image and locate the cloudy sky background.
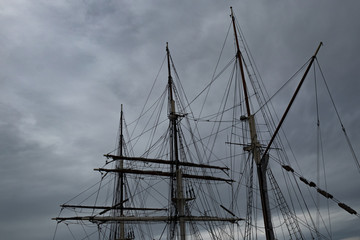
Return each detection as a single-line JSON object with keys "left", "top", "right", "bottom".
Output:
{"left": 1, "top": 1, "right": 360, "bottom": 239}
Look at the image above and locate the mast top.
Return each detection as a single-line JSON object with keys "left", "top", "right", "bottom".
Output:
{"left": 314, "top": 42, "right": 323, "bottom": 57}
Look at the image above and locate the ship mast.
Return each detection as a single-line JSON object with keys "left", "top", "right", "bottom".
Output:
{"left": 166, "top": 42, "right": 186, "bottom": 240}
{"left": 111, "top": 104, "right": 129, "bottom": 240}
{"left": 118, "top": 104, "right": 125, "bottom": 239}
{"left": 230, "top": 7, "right": 275, "bottom": 240}
{"left": 53, "top": 43, "right": 241, "bottom": 240}
{"left": 230, "top": 7, "right": 324, "bottom": 239}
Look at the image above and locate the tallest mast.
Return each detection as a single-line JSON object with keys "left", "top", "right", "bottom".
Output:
{"left": 230, "top": 7, "right": 275, "bottom": 240}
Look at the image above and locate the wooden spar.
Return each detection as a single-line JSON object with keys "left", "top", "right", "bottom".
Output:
{"left": 177, "top": 169, "right": 186, "bottom": 240}
{"left": 261, "top": 42, "right": 323, "bottom": 159}
{"left": 230, "top": 7, "right": 275, "bottom": 240}
{"left": 220, "top": 205, "right": 236, "bottom": 217}
{"left": 53, "top": 215, "right": 243, "bottom": 223}
{"left": 166, "top": 42, "right": 184, "bottom": 240}
{"left": 60, "top": 204, "right": 167, "bottom": 211}
{"left": 118, "top": 104, "right": 125, "bottom": 239}
{"left": 95, "top": 168, "right": 234, "bottom": 182}
{"left": 104, "top": 155, "right": 229, "bottom": 171}
{"left": 230, "top": 6, "right": 251, "bottom": 117}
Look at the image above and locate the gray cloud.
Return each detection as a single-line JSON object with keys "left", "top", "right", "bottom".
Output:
{"left": 1, "top": 0, "right": 359, "bottom": 239}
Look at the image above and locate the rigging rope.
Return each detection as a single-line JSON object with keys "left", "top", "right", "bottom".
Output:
{"left": 315, "top": 58, "right": 360, "bottom": 174}
{"left": 253, "top": 59, "right": 311, "bottom": 116}
{"left": 128, "top": 54, "right": 166, "bottom": 128}
{"left": 313, "top": 61, "right": 333, "bottom": 239}
{"left": 186, "top": 22, "right": 233, "bottom": 111}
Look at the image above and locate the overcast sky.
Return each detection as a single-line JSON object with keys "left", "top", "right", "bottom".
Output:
{"left": 1, "top": 1, "right": 360, "bottom": 239}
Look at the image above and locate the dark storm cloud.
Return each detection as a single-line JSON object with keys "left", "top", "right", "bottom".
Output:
{"left": 0, "top": 0, "right": 359, "bottom": 239}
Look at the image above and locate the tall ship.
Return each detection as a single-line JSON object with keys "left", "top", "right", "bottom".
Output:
{"left": 53, "top": 7, "right": 359, "bottom": 240}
